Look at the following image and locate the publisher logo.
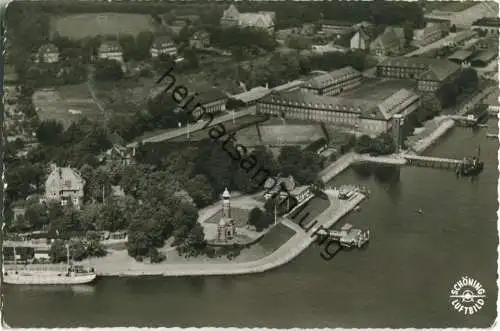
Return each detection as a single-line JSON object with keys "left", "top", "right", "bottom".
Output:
{"left": 449, "top": 276, "right": 486, "bottom": 315}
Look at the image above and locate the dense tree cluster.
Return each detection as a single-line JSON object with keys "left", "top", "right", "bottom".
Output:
{"left": 208, "top": 26, "right": 277, "bottom": 56}
{"left": 354, "top": 133, "right": 396, "bottom": 156}
{"left": 248, "top": 207, "right": 275, "bottom": 232}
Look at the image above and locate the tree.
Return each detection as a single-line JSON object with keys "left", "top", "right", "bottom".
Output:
{"left": 185, "top": 174, "right": 214, "bottom": 207}
{"left": 458, "top": 68, "right": 478, "bottom": 93}
{"left": 354, "top": 135, "right": 373, "bottom": 154}
{"left": 370, "top": 133, "right": 396, "bottom": 155}
{"left": 403, "top": 21, "right": 414, "bottom": 47}
{"left": 36, "top": 120, "right": 64, "bottom": 146}
{"left": 450, "top": 24, "right": 457, "bottom": 33}
{"left": 94, "top": 59, "right": 123, "bottom": 81}
{"left": 49, "top": 239, "right": 68, "bottom": 263}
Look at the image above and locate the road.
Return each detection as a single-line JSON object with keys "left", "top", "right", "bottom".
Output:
{"left": 127, "top": 107, "right": 256, "bottom": 147}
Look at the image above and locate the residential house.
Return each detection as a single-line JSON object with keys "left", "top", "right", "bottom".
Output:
{"left": 37, "top": 43, "right": 59, "bottom": 64}
{"left": 376, "top": 57, "right": 461, "bottom": 93}
{"left": 98, "top": 41, "right": 124, "bottom": 63}
{"left": 45, "top": 165, "right": 85, "bottom": 209}
{"left": 301, "top": 66, "right": 362, "bottom": 96}
{"left": 472, "top": 17, "right": 500, "bottom": 36}
{"left": 413, "top": 23, "right": 442, "bottom": 47}
{"left": 370, "top": 26, "right": 405, "bottom": 56}
{"left": 150, "top": 35, "right": 177, "bottom": 58}
{"left": 171, "top": 15, "right": 200, "bottom": 27}
{"left": 101, "top": 132, "right": 135, "bottom": 165}
{"left": 320, "top": 20, "right": 354, "bottom": 40}
{"left": 350, "top": 26, "right": 372, "bottom": 50}
{"left": 220, "top": 4, "right": 275, "bottom": 33}
{"left": 189, "top": 30, "right": 210, "bottom": 49}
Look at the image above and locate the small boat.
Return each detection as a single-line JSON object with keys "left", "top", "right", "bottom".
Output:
{"left": 477, "top": 124, "right": 488, "bottom": 128}
{"left": 417, "top": 208, "right": 423, "bottom": 214}
{"left": 354, "top": 205, "right": 361, "bottom": 212}
{"left": 486, "top": 133, "right": 497, "bottom": 139}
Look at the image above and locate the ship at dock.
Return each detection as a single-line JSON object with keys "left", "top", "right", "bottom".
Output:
{"left": 3, "top": 244, "right": 96, "bottom": 285}
{"left": 455, "top": 146, "right": 484, "bottom": 177}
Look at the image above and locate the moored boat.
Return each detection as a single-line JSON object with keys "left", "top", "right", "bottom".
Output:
{"left": 3, "top": 244, "right": 96, "bottom": 285}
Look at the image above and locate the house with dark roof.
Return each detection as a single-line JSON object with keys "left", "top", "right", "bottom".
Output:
{"left": 472, "top": 17, "right": 500, "bottom": 35}
{"left": 370, "top": 26, "right": 405, "bottom": 56}
{"left": 150, "top": 35, "right": 177, "bottom": 58}
{"left": 448, "top": 50, "right": 475, "bottom": 67}
{"left": 37, "top": 43, "right": 59, "bottom": 64}
{"left": 471, "top": 50, "right": 498, "bottom": 67}
{"left": 301, "top": 66, "right": 362, "bottom": 96}
{"left": 376, "top": 57, "right": 461, "bottom": 92}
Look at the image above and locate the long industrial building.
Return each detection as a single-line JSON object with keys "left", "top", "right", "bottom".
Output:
{"left": 256, "top": 88, "right": 420, "bottom": 136}
{"left": 300, "top": 66, "right": 362, "bottom": 96}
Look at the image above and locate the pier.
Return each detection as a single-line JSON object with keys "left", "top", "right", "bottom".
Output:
{"left": 316, "top": 223, "right": 370, "bottom": 248}
{"left": 403, "top": 155, "right": 462, "bottom": 169}
{"left": 448, "top": 115, "right": 478, "bottom": 126}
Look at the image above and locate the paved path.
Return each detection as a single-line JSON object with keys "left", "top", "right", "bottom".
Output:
{"left": 127, "top": 107, "right": 255, "bottom": 147}
{"left": 90, "top": 191, "right": 364, "bottom": 276}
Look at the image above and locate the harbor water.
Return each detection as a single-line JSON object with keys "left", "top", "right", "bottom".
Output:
{"left": 3, "top": 120, "right": 498, "bottom": 328}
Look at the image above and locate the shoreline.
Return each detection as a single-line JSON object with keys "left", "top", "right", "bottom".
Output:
{"left": 95, "top": 191, "right": 364, "bottom": 277}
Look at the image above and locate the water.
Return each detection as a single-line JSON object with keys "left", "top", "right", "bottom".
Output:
{"left": 3, "top": 121, "right": 498, "bottom": 328}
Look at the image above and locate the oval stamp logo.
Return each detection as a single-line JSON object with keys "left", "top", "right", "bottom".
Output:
{"left": 449, "top": 276, "right": 486, "bottom": 315}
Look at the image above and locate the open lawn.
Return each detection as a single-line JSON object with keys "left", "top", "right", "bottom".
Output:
{"left": 33, "top": 85, "right": 103, "bottom": 128}
{"left": 256, "top": 223, "right": 296, "bottom": 253}
{"left": 259, "top": 123, "right": 325, "bottom": 145}
{"left": 340, "top": 78, "right": 418, "bottom": 101}
{"left": 49, "top": 13, "right": 156, "bottom": 39}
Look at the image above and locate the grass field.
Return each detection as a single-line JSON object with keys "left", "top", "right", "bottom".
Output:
{"left": 259, "top": 123, "right": 325, "bottom": 145}
{"left": 257, "top": 223, "right": 296, "bottom": 253}
{"left": 49, "top": 13, "right": 156, "bottom": 39}
{"left": 33, "top": 84, "right": 103, "bottom": 128}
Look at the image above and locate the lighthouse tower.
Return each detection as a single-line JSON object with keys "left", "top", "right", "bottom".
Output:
{"left": 222, "top": 187, "right": 231, "bottom": 219}
{"left": 217, "top": 187, "right": 235, "bottom": 242}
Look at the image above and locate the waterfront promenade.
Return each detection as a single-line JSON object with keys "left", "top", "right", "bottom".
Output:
{"left": 79, "top": 191, "right": 364, "bottom": 276}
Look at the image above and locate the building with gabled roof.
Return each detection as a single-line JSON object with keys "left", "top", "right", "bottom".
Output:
{"left": 220, "top": 4, "right": 275, "bottom": 32}
{"left": 370, "top": 26, "right": 405, "bottom": 56}
{"left": 376, "top": 57, "right": 461, "bottom": 92}
{"left": 301, "top": 66, "right": 362, "bottom": 96}
{"left": 350, "top": 26, "right": 372, "bottom": 50}
{"left": 45, "top": 165, "right": 86, "bottom": 209}
{"left": 150, "top": 35, "right": 177, "bottom": 58}
{"left": 448, "top": 50, "right": 474, "bottom": 67}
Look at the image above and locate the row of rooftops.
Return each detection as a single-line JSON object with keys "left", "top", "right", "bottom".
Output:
{"left": 38, "top": 35, "right": 178, "bottom": 55}
{"left": 302, "top": 66, "right": 361, "bottom": 90}
{"left": 377, "top": 57, "right": 461, "bottom": 82}
{"left": 258, "top": 87, "right": 420, "bottom": 121}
